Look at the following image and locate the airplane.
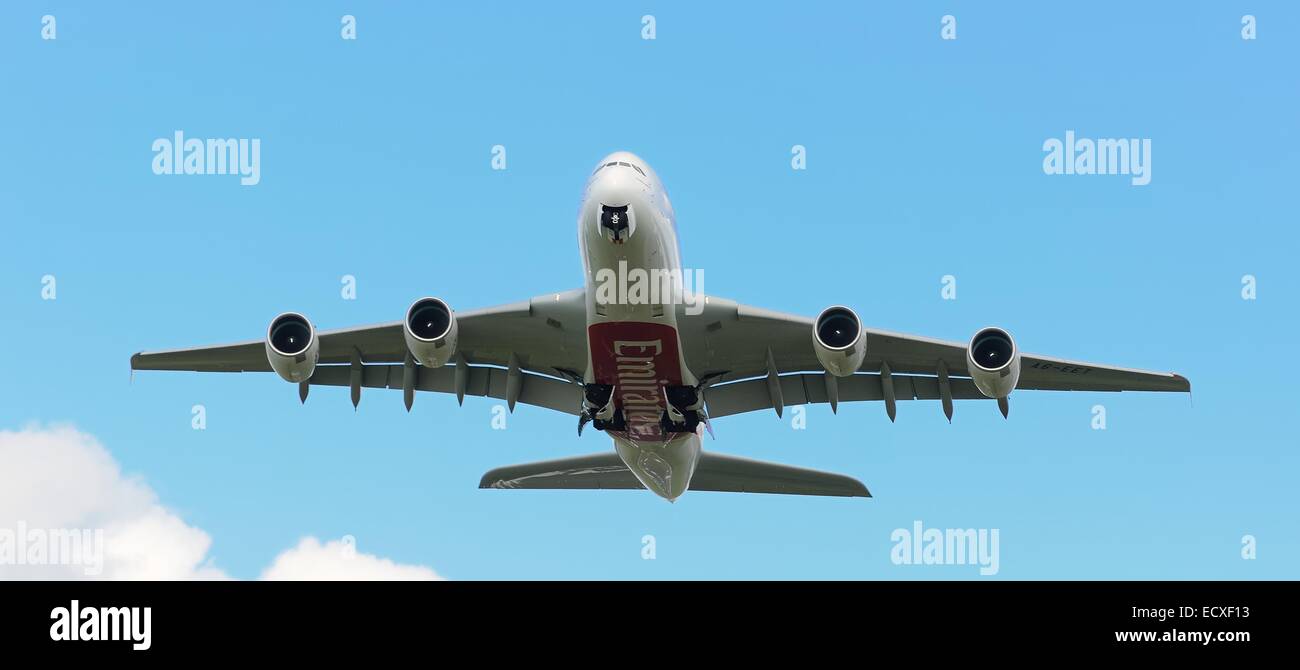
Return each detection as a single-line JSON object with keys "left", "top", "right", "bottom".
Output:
{"left": 131, "top": 151, "right": 1190, "bottom": 502}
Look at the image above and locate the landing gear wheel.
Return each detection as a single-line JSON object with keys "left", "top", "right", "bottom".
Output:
{"left": 593, "top": 409, "right": 627, "bottom": 433}
{"left": 659, "top": 409, "right": 700, "bottom": 434}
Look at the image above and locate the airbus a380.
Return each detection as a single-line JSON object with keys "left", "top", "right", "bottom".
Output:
{"left": 132, "top": 151, "right": 1190, "bottom": 501}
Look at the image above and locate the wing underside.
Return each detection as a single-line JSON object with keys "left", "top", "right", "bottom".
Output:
{"left": 308, "top": 363, "right": 582, "bottom": 415}
{"left": 130, "top": 290, "right": 592, "bottom": 415}
{"left": 675, "top": 296, "right": 1189, "bottom": 420}
{"left": 130, "top": 290, "right": 1189, "bottom": 422}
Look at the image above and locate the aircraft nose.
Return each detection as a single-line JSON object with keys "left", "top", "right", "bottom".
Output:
{"left": 589, "top": 168, "right": 644, "bottom": 205}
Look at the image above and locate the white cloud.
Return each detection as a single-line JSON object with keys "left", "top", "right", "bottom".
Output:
{"left": 260, "top": 537, "right": 442, "bottom": 580}
{"left": 0, "top": 424, "right": 440, "bottom": 580}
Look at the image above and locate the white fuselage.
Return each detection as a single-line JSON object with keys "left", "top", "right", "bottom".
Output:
{"left": 578, "top": 152, "right": 701, "bottom": 501}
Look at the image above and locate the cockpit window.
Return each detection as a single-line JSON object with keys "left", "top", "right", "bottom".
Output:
{"left": 593, "top": 161, "right": 647, "bottom": 178}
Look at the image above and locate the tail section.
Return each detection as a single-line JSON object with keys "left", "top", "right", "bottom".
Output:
{"left": 480, "top": 451, "right": 869, "bottom": 498}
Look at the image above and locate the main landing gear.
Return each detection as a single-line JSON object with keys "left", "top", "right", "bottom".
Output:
{"left": 659, "top": 385, "right": 704, "bottom": 435}
{"left": 566, "top": 371, "right": 717, "bottom": 439}
{"left": 577, "top": 383, "right": 626, "bottom": 436}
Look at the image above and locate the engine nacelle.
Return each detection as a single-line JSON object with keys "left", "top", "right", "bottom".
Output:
{"left": 265, "top": 312, "right": 319, "bottom": 383}
{"left": 966, "top": 326, "right": 1020, "bottom": 399}
{"left": 812, "top": 306, "right": 866, "bottom": 377}
{"left": 404, "top": 297, "right": 458, "bottom": 368}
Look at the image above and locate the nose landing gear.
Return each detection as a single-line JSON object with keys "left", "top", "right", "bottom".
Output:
{"left": 578, "top": 383, "right": 627, "bottom": 435}
{"left": 599, "top": 205, "right": 633, "bottom": 244}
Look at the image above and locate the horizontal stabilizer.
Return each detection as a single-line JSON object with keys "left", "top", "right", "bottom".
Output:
{"left": 480, "top": 452, "right": 870, "bottom": 498}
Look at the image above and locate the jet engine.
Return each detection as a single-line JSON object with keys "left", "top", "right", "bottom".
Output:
{"left": 404, "top": 297, "right": 458, "bottom": 367}
{"left": 265, "top": 312, "right": 319, "bottom": 383}
{"left": 966, "top": 326, "right": 1020, "bottom": 399}
{"left": 812, "top": 306, "right": 866, "bottom": 377}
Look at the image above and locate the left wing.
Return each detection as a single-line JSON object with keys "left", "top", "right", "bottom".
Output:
{"left": 131, "top": 290, "right": 590, "bottom": 414}
{"left": 676, "top": 296, "right": 1189, "bottom": 419}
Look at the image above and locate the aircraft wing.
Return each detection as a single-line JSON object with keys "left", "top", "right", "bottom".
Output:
{"left": 131, "top": 289, "right": 591, "bottom": 413}
{"left": 676, "top": 296, "right": 1189, "bottom": 419}
{"left": 480, "top": 451, "right": 870, "bottom": 497}
{"left": 132, "top": 288, "right": 1188, "bottom": 420}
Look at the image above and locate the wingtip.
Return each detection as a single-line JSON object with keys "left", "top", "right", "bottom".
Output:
{"left": 844, "top": 476, "right": 872, "bottom": 498}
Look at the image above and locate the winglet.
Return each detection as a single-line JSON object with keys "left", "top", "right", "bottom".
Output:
{"left": 1176, "top": 374, "right": 1193, "bottom": 408}
{"left": 1169, "top": 373, "right": 1192, "bottom": 407}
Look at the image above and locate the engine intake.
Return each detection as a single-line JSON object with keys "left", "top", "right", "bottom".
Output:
{"left": 966, "top": 326, "right": 1020, "bottom": 399}
{"left": 265, "top": 312, "right": 319, "bottom": 383}
{"left": 812, "top": 306, "right": 865, "bottom": 377}
{"left": 404, "top": 297, "right": 458, "bottom": 368}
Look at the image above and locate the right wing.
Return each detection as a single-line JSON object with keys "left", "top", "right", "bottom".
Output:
{"left": 480, "top": 452, "right": 870, "bottom": 497}
{"left": 676, "top": 295, "right": 1189, "bottom": 419}
{"left": 131, "top": 290, "right": 591, "bottom": 414}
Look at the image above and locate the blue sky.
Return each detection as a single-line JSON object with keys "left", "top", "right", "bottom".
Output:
{"left": 1, "top": 1, "right": 1296, "bottom": 579}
